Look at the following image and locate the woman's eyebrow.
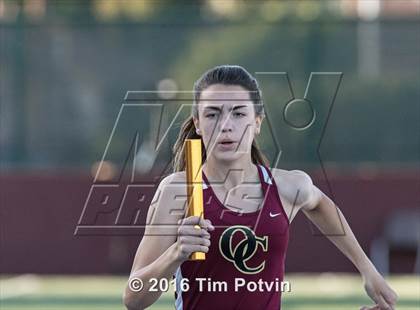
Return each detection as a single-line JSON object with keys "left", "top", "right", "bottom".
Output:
{"left": 204, "top": 105, "right": 248, "bottom": 112}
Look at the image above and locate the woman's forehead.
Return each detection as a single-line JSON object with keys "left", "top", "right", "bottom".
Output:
{"left": 199, "top": 84, "right": 252, "bottom": 108}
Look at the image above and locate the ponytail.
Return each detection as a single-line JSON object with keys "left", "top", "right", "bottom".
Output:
{"left": 251, "top": 139, "right": 270, "bottom": 168}
{"left": 172, "top": 116, "right": 207, "bottom": 172}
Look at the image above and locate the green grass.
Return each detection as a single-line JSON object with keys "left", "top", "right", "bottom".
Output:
{"left": 1, "top": 274, "right": 419, "bottom": 309}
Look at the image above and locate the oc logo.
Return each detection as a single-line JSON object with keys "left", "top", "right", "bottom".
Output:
{"left": 219, "top": 225, "right": 268, "bottom": 274}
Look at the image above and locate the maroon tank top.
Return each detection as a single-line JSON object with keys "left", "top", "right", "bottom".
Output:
{"left": 174, "top": 164, "right": 290, "bottom": 310}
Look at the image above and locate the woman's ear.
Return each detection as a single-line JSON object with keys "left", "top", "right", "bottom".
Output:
{"left": 255, "top": 115, "right": 264, "bottom": 135}
{"left": 193, "top": 116, "right": 201, "bottom": 136}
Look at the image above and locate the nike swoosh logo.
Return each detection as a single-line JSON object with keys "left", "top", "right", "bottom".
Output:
{"left": 269, "top": 212, "right": 282, "bottom": 218}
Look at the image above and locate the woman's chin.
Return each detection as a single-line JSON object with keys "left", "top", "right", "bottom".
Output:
{"left": 214, "top": 151, "right": 243, "bottom": 162}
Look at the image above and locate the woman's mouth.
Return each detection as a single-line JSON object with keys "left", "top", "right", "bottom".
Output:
{"left": 218, "top": 141, "right": 236, "bottom": 151}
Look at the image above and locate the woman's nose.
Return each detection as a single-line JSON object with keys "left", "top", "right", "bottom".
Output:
{"left": 219, "top": 116, "right": 233, "bottom": 132}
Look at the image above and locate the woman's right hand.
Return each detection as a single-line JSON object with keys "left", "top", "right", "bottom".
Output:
{"left": 173, "top": 216, "right": 215, "bottom": 263}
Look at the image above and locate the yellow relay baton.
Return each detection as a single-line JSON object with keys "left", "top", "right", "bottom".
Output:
{"left": 185, "top": 139, "right": 206, "bottom": 261}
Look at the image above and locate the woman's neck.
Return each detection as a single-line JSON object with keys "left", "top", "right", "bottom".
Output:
{"left": 202, "top": 157, "right": 259, "bottom": 191}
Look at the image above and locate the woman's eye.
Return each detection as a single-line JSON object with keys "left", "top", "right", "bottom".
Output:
{"left": 234, "top": 112, "right": 245, "bottom": 117}
{"left": 206, "top": 114, "right": 217, "bottom": 118}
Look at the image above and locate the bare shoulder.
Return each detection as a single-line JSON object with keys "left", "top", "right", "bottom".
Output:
{"left": 271, "top": 168, "right": 312, "bottom": 185}
{"left": 270, "top": 168, "right": 313, "bottom": 192}
{"left": 145, "top": 171, "right": 187, "bottom": 229}
{"left": 152, "top": 171, "right": 188, "bottom": 212}
{"left": 270, "top": 168, "right": 318, "bottom": 210}
{"left": 158, "top": 171, "right": 187, "bottom": 192}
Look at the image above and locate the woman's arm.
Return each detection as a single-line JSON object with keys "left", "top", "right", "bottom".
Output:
{"left": 124, "top": 240, "right": 180, "bottom": 310}
{"left": 292, "top": 171, "right": 398, "bottom": 310}
{"left": 123, "top": 173, "right": 213, "bottom": 310}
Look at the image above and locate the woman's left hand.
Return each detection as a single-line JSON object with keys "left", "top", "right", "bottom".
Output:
{"left": 360, "top": 269, "right": 398, "bottom": 310}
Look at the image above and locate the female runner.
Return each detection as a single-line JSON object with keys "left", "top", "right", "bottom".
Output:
{"left": 123, "top": 65, "right": 398, "bottom": 310}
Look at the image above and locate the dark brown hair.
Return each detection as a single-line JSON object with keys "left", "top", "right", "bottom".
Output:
{"left": 172, "top": 65, "right": 269, "bottom": 172}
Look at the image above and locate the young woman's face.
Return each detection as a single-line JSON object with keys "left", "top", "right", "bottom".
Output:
{"left": 193, "top": 84, "right": 263, "bottom": 162}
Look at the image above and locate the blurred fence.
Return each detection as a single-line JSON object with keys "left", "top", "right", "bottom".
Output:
{"left": 1, "top": 1, "right": 419, "bottom": 170}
